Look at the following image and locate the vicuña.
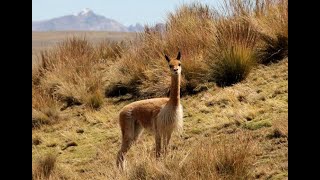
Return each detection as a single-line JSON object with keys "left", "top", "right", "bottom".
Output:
{"left": 116, "top": 51, "right": 183, "bottom": 168}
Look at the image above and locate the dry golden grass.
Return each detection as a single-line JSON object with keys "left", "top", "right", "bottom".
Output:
{"left": 86, "top": 90, "right": 104, "bottom": 110}
{"left": 207, "top": 18, "right": 258, "bottom": 86}
{"left": 32, "top": 153, "right": 57, "bottom": 179}
{"left": 32, "top": 31, "right": 137, "bottom": 66}
{"left": 248, "top": 0, "right": 288, "bottom": 64}
{"left": 177, "top": 132, "right": 257, "bottom": 180}
{"left": 95, "top": 40, "right": 130, "bottom": 61}
{"left": 32, "top": 58, "right": 287, "bottom": 179}
{"left": 33, "top": 37, "right": 108, "bottom": 110}
{"left": 105, "top": 3, "right": 216, "bottom": 97}
{"left": 249, "top": 0, "right": 288, "bottom": 39}
{"left": 110, "top": 131, "right": 257, "bottom": 180}
{"left": 32, "top": 85, "right": 62, "bottom": 128}
{"left": 217, "top": 0, "right": 288, "bottom": 64}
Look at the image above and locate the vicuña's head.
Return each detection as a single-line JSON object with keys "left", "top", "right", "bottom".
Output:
{"left": 165, "top": 51, "right": 181, "bottom": 76}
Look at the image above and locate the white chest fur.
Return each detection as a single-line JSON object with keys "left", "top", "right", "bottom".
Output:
{"left": 156, "top": 104, "right": 183, "bottom": 135}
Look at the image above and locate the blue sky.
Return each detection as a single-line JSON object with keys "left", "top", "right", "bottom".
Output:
{"left": 32, "top": 0, "right": 221, "bottom": 26}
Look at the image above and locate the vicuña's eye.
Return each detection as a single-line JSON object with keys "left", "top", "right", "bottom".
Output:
{"left": 169, "top": 65, "right": 173, "bottom": 68}
{"left": 178, "top": 63, "right": 181, "bottom": 66}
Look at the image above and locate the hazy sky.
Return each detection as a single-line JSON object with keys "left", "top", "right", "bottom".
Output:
{"left": 32, "top": 0, "right": 221, "bottom": 26}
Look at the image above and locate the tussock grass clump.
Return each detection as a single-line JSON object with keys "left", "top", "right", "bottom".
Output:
{"left": 213, "top": 139, "right": 254, "bottom": 179}
{"left": 32, "top": 110, "right": 50, "bottom": 128}
{"left": 39, "top": 37, "right": 95, "bottom": 75}
{"left": 249, "top": 0, "right": 288, "bottom": 64}
{"left": 95, "top": 40, "right": 129, "bottom": 62}
{"left": 178, "top": 133, "right": 256, "bottom": 179}
{"left": 86, "top": 91, "right": 104, "bottom": 110}
{"left": 210, "top": 45, "right": 257, "bottom": 87}
{"left": 166, "top": 3, "right": 215, "bottom": 56}
{"left": 208, "top": 19, "right": 258, "bottom": 87}
{"left": 249, "top": 0, "right": 288, "bottom": 39}
{"left": 32, "top": 107, "right": 61, "bottom": 129}
{"left": 32, "top": 85, "right": 62, "bottom": 128}
{"left": 128, "top": 160, "right": 172, "bottom": 180}
{"left": 33, "top": 37, "right": 109, "bottom": 111}
{"left": 32, "top": 153, "right": 57, "bottom": 179}
{"left": 257, "top": 33, "right": 288, "bottom": 64}
{"left": 182, "top": 54, "right": 210, "bottom": 94}
{"left": 39, "top": 37, "right": 101, "bottom": 103}
{"left": 218, "top": 0, "right": 288, "bottom": 65}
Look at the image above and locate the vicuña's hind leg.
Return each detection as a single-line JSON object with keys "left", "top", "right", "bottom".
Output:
{"left": 116, "top": 137, "right": 133, "bottom": 169}
{"left": 116, "top": 114, "right": 144, "bottom": 169}
{"left": 117, "top": 113, "right": 135, "bottom": 169}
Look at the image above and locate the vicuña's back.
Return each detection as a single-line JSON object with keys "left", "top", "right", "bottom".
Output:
{"left": 119, "top": 98, "right": 169, "bottom": 131}
{"left": 116, "top": 52, "right": 183, "bottom": 169}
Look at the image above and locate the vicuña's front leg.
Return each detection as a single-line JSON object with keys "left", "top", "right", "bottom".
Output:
{"left": 164, "top": 133, "right": 172, "bottom": 155}
{"left": 155, "top": 132, "right": 161, "bottom": 158}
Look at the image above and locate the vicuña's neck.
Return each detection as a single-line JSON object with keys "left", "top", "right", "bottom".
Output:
{"left": 168, "top": 74, "right": 181, "bottom": 106}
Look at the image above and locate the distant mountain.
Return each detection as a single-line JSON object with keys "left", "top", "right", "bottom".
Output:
{"left": 128, "top": 23, "right": 144, "bottom": 32}
{"left": 32, "top": 8, "right": 144, "bottom": 32}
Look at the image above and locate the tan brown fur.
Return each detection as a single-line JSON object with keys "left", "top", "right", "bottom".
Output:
{"left": 116, "top": 52, "right": 183, "bottom": 169}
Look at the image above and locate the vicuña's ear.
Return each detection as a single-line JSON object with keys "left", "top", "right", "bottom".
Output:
{"left": 176, "top": 51, "right": 181, "bottom": 60}
{"left": 165, "top": 54, "right": 170, "bottom": 62}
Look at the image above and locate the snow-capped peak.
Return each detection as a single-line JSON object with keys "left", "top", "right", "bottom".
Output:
{"left": 76, "top": 8, "right": 93, "bottom": 16}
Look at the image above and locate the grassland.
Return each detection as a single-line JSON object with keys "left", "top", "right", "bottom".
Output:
{"left": 32, "top": 59, "right": 287, "bottom": 179}
{"left": 32, "top": 0, "right": 287, "bottom": 179}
